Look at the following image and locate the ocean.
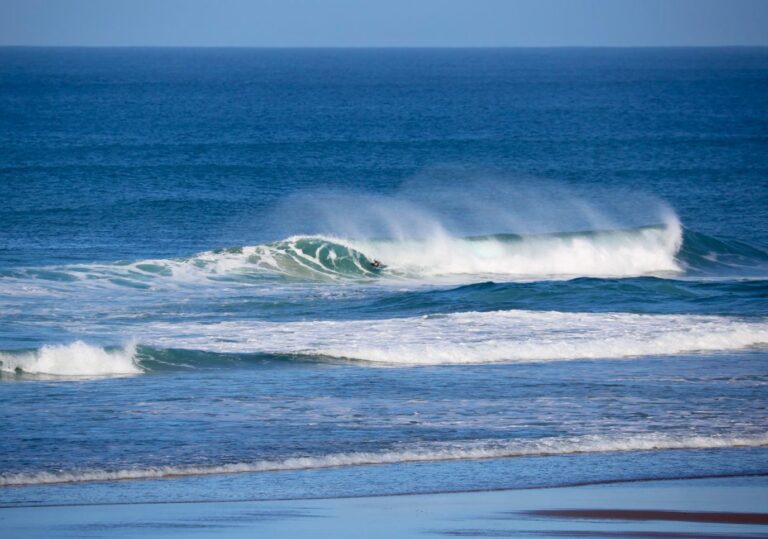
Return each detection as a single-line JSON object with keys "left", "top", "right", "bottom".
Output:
{"left": 0, "top": 47, "right": 767, "bottom": 506}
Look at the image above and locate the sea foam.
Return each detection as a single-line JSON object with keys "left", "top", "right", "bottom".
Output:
{"left": 0, "top": 341, "right": 141, "bottom": 376}
{"left": 142, "top": 310, "right": 768, "bottom": 365}
{"left": 349, "top": 222, "right": 682, "bottom": 279}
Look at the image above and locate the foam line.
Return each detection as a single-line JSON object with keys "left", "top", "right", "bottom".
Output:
{"left": 2, "top": 433, "right": 765, "bottom": 487}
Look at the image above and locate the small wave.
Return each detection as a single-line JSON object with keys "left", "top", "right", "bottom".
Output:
{"left": 141, "top": 310, "right": 768, "bottom": 365}
{"left": 0, "top": 341, "right": 141, "bottom": 377}
{"left": 2, "top": 433, "right": 765, "bottom": 487}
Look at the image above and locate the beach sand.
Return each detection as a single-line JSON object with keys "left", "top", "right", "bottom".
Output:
{"left": 1, "top": 475, "right": 766, "bottom": 538}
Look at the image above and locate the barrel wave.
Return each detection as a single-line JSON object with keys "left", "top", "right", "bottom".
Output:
{"left": 6, "top": 220, "right": 768, "bottom": 289}
{"left": 1, "top": 222, "right": 701, "bottom": 286}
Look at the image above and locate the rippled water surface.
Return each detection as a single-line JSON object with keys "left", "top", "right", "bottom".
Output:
{"left": 1, "top": 48, "right": 767, "bottom": 505}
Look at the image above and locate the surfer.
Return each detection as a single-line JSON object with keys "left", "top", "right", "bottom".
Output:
{"left": 371, "top": 259, "right": 382, "bottom": 269}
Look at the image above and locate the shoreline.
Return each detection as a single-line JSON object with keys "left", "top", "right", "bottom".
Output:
{"left": 3, "top": 444, "right": 768, "bottom": 508}
{"left": 2, "top": 471, "right": 767, "bottom": 509}
{"left": 2, "top": 475, "right": 767, "bottom": 538}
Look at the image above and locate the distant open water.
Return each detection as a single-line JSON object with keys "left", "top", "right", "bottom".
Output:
{"left": 1, "top": 48, "right": 767, "bottom": 505}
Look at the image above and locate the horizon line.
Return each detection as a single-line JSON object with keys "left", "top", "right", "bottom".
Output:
{"left": 2, "top": 45, "right": 767, "bottom": 49}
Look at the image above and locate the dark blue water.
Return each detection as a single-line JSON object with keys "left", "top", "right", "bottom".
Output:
{"left": 1, "top": 48, "right": 767, "bottom": 506}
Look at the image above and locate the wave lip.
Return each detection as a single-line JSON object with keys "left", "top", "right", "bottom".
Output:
{"left": 0, "top": 341, "right": 141, "bottom": 377}
{"left": 2, "top": 433, "right": 765, "bottom": 487}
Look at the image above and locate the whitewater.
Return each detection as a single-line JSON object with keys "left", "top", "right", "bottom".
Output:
{"left": 3, "top": 205, "right": 768, "bottom": 504}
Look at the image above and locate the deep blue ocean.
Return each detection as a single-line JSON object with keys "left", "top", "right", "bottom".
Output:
{"left": 1, "top": 48, "right": 767, "bottom": 506}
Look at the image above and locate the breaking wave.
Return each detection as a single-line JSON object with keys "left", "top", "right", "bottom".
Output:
{"left": 0, "top": 341, "right": 140, "bottom": 377}
{"left": 2, "top": 223, "right": 686, "bottom": 286}
{"left": 140, "top": 310, "right": 768, "bottom": 365}
{"left": 5, "top": 309, "right": 766, "bottom": 377}
{"left": 2, "top": 433, "right": 765, "bottom": 487}
{"left": 350, "top": 223, "right": 682, "bottom": 279}
{"left": 5, "top": 220, "right": 768, "bottom": 289}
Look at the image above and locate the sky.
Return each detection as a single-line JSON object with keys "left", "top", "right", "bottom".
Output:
{"left": 2, "top": 0, "right": 768, "bottom": 47}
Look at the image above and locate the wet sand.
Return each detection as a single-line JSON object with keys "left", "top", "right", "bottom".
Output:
{"left": 1, "top": 475, "right": 767, "bottom": 538}
{"left": 528, "top": 508, "right": 768, "bottom": 525}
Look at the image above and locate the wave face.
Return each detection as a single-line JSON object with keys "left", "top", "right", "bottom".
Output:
{"left": 236, "top": 236, "right": 382, "bottom": 279}
{"left": 2, "top": 433, "right": 765, "bottom": 486}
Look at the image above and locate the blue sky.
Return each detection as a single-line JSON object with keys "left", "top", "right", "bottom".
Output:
{"left": 2, "top": 0, "right": 767, "bottom": 47}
